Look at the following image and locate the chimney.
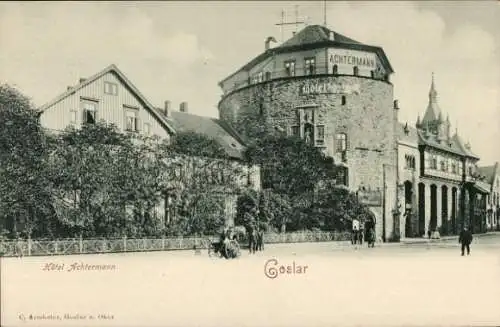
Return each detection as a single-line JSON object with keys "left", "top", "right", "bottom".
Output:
{"left": 164, "top": 100, "right": 171, "bottom": 117}
{"left": 79, "top": 78, "right": 87, "bottom": 84}
{"left": 179, "top": 101, "right": 188, "bottom": 113}
{"left": 67, "top": 86, "right": 72, "bottom": 91}
{"left": 265, "top": 36, "right": 276, "bottom": 51}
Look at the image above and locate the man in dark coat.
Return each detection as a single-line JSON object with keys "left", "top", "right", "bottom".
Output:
{"left": 459, "top": 227, "right": 473, "bottom": 256}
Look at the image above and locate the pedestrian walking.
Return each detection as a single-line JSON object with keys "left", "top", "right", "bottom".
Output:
{"left": 367, "top": 227, "right": 376, "bottom": 248}
{"left": 358, "top": 225, "right": 364, "bottom": 245}
{"left": 458, "top": 227, "right": 473, "bottom": 256}
{"left": 352, "top": 218, "right": 360, "bottom": 245}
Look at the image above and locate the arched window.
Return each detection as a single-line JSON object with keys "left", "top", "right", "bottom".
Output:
{"left": 341, "top": 95, "right": 347, "bottom": 106}
{"left": 353, "top": 66, "right": 359, "bottom": 76}
{"left": 333, "top": 64, "right": 338, "bottom": 75}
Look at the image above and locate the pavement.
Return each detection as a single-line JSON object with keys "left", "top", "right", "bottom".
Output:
{"left": 2, "top": 232, "right": 500, "bottom": 327}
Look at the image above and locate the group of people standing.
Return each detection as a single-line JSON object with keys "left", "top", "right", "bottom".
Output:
{"left": 351, "top": 217, "right": 376, "bottom": 248}
{"left": 215, "top": 222, "right": 265, "bottom": 259}
{"left": 217, "top": 228, "right": 240, "bottom": 259}
{"left": 247, "top": 224, "right": 264, "bottom": 254}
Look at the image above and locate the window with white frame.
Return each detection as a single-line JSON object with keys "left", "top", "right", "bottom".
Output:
{"left": 125, "top": 108, "right": 139, "bottom": 132}
{"left": 104, "top": 82, "right": 118, "bottom": 95}
{"left": 82, "top": 101, "right": 97, "bottom": 124}
{"left": 316, "top": 125, "right": 325, "bottom": 146}
{"left": 335, "top": 133, "right": 347, "bottom": 153}
{"left": 285, "top": 60, "right": 296, "bottom": 77}
{"left": 258, "top": 72, "right": 264, "bottom": 83}
{"left": 305, "top": 57, "right": 316, "bottom": 75}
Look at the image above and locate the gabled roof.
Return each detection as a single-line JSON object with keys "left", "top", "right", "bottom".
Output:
{"left": 477, "top": 162, "right": 498, "bottom": 185}
{"left": 219, "top": 25, "right": 394, "bottom": 86}
{"left": 157, "top": 110, "right": 246, "bottom": 160}
{"left": 451, "top": 133, "right": 479, "bottom": 159}
{"left": 417, "top": 130, "right": 478, "bottom": 159}
{"left": 398, "top": 121, "right": 479, "bottom": 159}
{"left": 38, "top": 64, "right": 176, "bottom": 135}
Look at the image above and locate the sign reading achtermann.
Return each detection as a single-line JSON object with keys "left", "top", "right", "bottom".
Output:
{"left": 328, "top": 49, "right": 377, "bottom": 69}
{"left": 300, "top": 82, "right": 360, "bottom": 95}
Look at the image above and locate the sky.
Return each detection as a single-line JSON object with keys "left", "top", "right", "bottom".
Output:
{"left": 0, "top": 1, "right": 499, "bottom": 164}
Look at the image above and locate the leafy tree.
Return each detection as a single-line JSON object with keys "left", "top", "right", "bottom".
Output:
{"left": 235, "top": 190, "right": 259, "bottom": 227}
{"left": 258, "top": 190, "right": 291, "bottom": 232}
{"left": 313, "top": 185, "right": 372, "bottom": 231}
{"left": 49, "top": 122, "right": 168, "bottom": 238}
{"left": 169, "top": 131, "right": 227, "bottom": 159}
{"left": 244, "top": 135, "right": 337, "bottom": 196}
{"left": 0, "top": 84, "right": 54, "bottom": 238}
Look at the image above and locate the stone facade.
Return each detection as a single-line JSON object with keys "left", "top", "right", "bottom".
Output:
{"left": 219, "top": 74, "right": 398, "bottom": 241}
{"left": 478, "top": 162, "right": 500, "bottom": 230}
{"left": 396, "top": 76, "right": 487, "bottom": 238}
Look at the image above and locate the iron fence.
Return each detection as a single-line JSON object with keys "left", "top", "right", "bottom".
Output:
{"left": 0, "top": 231, "right": 350, "bottom": 257}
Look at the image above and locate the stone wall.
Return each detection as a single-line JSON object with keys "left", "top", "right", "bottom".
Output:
{"left": 219, "top": 75, "right": 398, "bottom": 240}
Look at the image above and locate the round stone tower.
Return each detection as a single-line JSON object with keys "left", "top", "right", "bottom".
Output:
{"left": 218, "top": 25, "right": 399, "bottom": 241}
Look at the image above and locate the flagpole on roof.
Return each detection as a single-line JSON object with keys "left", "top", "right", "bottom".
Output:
{"left": 323, "top": 0, "right": 327, "bottom": 27}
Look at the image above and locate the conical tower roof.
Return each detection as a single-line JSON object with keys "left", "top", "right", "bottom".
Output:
{"left": 421, "top": 72, "right": 441, "bottom": 123}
